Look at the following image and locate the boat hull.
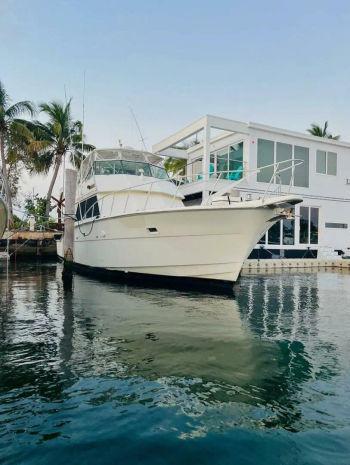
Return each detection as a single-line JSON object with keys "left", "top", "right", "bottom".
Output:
{"left": 70, "top": 204, "right": 284, "bottom": 286}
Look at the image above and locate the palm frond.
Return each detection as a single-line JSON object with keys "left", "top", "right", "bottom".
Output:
{"left": 0, "top": 80, "right": 9, "bottom": 108}
{"left": 307, "top": 121, "right": 340, "bottom": 140}
{"left": 6, "top": 100, "right": 36, "bottom": 119}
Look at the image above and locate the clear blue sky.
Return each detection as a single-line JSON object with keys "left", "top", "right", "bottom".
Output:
{"left": 1, "top": 0, "right": 350, "bottom": 159}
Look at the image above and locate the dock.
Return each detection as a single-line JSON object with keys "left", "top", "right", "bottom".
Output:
{"left": 242, "top": 258, "right": 350, "bottom": 275}
{"left": 0, "top": 230, "right": 61, "bottom": 259}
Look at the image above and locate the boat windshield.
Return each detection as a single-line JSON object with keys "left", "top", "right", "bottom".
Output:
{"left": 94, "top": 160, "right": 169, "bottom": 180}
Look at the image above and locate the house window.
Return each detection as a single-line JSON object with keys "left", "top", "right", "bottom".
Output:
{"left": 192, "top": 157, "right": 203, "bottom": 180}
{"left": 276, "top": 142, "right": 292, "bottom": 185}
{"left": 257, "top": 139, "right": 274, "bottom": 183}
{"left": 266, "top": 208, "right": 295, "bottom": 246}
{"left": 294, "top": 146, "right": 309, "bottom": 187}
{"left": 267, "top": 221, "right": 281, "bottom": 245}
{"left": 316, "top": 150, "right": 337, "bottom": 175}
{"left": 299, "top": 206, "right": 319, "bottom": 244}
{"left": 257, "top": 139, "right": 309, "bottom": 187}
{"left": 210, "top": 142, "right": 244, "bottom": 180}
{"left": 282, "top": 217, "right": 295, "bottom": 245}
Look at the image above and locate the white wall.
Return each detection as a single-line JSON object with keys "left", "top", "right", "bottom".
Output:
{"left": 184, "top": 125, "right": 350, "bottom": 252}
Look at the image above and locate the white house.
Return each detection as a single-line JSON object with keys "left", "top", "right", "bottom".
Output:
{"left": 153, "top": 115, "right": 350, "bottom": 259}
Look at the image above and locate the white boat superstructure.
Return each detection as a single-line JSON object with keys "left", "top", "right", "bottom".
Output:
{"left": 61, "top": 148, "right": 303, "bottom": 289}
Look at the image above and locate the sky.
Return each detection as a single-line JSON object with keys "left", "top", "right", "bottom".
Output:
{"left": 1, "top": 0, "right": 350, "bottom": 203}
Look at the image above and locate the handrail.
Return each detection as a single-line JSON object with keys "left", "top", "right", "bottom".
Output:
{"left": 76, "top": 158, "right": 304, "bottom": 222}
{"left": 77, "top": 177, "right": 181, "bottom": 222}
{"left": 206, "top": 158, "right": 304, "bottom": 204}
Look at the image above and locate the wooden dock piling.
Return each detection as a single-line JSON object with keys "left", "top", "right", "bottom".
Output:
{"left": 62, "top": 169, "right": 77, "bottom": 271}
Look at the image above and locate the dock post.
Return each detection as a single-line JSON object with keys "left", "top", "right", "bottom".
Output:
{"left": 62, "top": 168, "right": 77, "bottom": 278}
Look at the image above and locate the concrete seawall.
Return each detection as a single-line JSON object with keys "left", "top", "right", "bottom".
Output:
{"left": 242, "top": 258, "right": 350, "bottom": 275}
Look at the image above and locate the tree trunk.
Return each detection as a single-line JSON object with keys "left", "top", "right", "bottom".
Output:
{"left": 0, "top": 134, "right": 13, "bottom": 226}
{"left": 45, "top": 153, "right": 64, "bottom": 220}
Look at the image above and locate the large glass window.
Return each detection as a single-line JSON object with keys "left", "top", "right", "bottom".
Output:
{"left": 299, "top": 206, "right": 309, "bottom": 244}
{"left": 294, "top": 146, "right": 309, "bottom": 187}
{"left": 210, "top": 142, "right": 244, "bottom": 180}
{"left": 299, "top": 206, "right": 319, "bottom": 244}
{"left": 216, "top": 149, "right": 228, "bottom": 176}
{"left": 276, "top": 142, "right": 292, "bottom": 185}
{"left": 257, "top": 139, "right": 309, "bottom": 187}
{"left": 229, "top": 143, "right": 243, "bottom": 179}
{"left": 310, "top": 207, "right": 319, "bottom": 244}
{"left": 283, "top": 217, "right": 295, "bottom": 245}
{"left": 192, "top": 157, "right": 203, "bottom": 180}
{"left": 327, "top": 152, "right": 337, "bottom": 176}
{"left": 267, "top": 221, "right": 281, "bottom": 245}
{"left": 316, "top": 150, "right": 337, "bottom": 175}
{"left": 266, "top": 214, "right": 295, "bottom": 246}
{"left": 257, "top": 139, "right": 274, "bottom": 183}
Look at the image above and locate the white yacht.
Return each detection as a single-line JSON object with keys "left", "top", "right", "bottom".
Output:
{"left": 58, "top": 148, "right": 302, "bottom": 290}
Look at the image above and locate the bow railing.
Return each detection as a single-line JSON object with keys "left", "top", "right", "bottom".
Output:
{"left": 75, "top": 158, "right": 304, "bottom": 223}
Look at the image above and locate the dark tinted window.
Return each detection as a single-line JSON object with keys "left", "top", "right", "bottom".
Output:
{"left": 76, "top": 195, "right": 100, "bottom": 221}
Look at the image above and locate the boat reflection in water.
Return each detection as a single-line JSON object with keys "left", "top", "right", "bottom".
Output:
{"left": 1, "top": 263, "right": 350, "bottom": 462}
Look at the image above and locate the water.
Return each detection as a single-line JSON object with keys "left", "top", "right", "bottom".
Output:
{"left": 1, "top": 263, "right": 350, "bottom": 465}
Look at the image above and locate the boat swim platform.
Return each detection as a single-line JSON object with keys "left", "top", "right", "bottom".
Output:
{"left": 242, "top": 258, "right": 350, "bottom": 275}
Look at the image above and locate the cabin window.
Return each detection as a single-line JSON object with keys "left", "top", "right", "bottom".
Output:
{"left": 257, "top": 139, "right": 309, "bottom": 187}
{"left": 316, "top": 150, "right": 337, "bottom": 175}
{"left": 93, "top": 160, "right": 168, "bottom": 179}
{"left": 122, "top": 161, "right": 152, "bottom": 176}
{"left": 150, "top": 165, "right": 168, "bottom": 179}
{"left": 76, "top": 195, "right": 100, "bottom": 221}
{"left": 299, "top": 206, "right": 319, "bottom": 244}
{"left": 94, "top": 160, "right": 123, "bottom": 175}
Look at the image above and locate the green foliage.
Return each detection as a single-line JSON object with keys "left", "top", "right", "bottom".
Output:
{"left": 12, "top": 214, "right": 27, "bottom": 230}
{"left": 164, "top": 157, "right": 187, "bottom": 176}
{"left": 25, "top": 100, "right": 95, "bottom": 216}
{"left": 307, "top": 121, "right": 340, "bottom": 140}
{"left": 24, "top": 194, "right": 48, "bottom": 225}
{"left": 0, "top": 80, "right": 36, "bottom": 222}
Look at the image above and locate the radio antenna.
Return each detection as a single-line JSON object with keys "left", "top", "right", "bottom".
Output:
{"left": 81, "top": 70, "right": 86, "bottom": 155}
{"left": 129, "top": 107, "right": 147, "bottom": 151}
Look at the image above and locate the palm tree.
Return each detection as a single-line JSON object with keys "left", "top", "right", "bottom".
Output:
{"left": 0, "top": 80, "right": 35, "bottom": 223}
{"left": 307, "top": 121, "right": 340, "bottom": 140}
{"left": 27, "top": 100, "right": 94, "bottom": 219}
{"left": 164, "top": 157, "right": 187, "bottom": 176}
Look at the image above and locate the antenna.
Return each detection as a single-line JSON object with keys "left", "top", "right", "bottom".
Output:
{"left": 81, "top": 70, "right": 86, "bottom": 155}
{"left": 129, "top": 107, "right": 147, "bottom": 151}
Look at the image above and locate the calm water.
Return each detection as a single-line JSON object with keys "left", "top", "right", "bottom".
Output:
{"left": 1, "top": 263, "right": 350, "bottom": 465}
